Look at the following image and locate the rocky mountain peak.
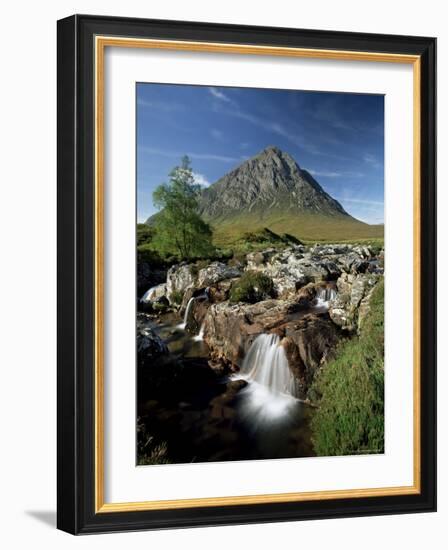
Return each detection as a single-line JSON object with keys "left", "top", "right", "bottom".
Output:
{"left": 197, "top": 146, "right": 348, "bottom": 220}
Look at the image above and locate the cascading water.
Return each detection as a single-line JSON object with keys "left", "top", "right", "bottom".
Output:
{"left": 177, "top": 297, "right": 195, "bottom": 330}
{"left": 193, "top": 323, "right": 205, "bottom": 342}
{"left": 314, "top": 286, "right": 337, "bottom": 308}
{"left": 239, "top": 334, "right": 297, "bottom": 396}
{"left": 140, "top": 286, "right": 158, "bottom": 303}
{"left": 234, "top": 334, "right": 299, "bottom": 421}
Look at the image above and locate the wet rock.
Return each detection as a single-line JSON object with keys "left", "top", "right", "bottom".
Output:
{"left": 137, "top": 316, "right": 169, "bottom": 368}
{"left": 203, "top": 299, "right": 295, "bottom": 368}
{"left": 140, "top": 283, "right": 168, "bottom": 303}
{"left": 281, "top": 314, "right": 341, "bottom": 397}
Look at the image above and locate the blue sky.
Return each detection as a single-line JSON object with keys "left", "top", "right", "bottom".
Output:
{"left": 137, "top": 83, "right": 384, "bottom": 224}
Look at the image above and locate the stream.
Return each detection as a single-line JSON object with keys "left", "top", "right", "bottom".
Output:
{"left": 137, "top": 303, "right": 323, "bottom": 464}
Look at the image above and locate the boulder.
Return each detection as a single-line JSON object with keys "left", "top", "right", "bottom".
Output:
{"left": 281, "top": 313, "right": 341, "bottom": 396}
{"left": 137, "top": 314, "right": 169, "bottom": 368}
{"left": 197, "top": 262, "right": 242, "bottom": 287}
{"left": 140, "top": 283, "right": 167, "bottom": 303}
{"left": 203, "top": 298, "right": 342, "bottom": 397}
{"left": 245, "top": 247, "right": 342, "bottom": 297}
{"left": 329, "top": 272, "right": 380, "bottom": 331}
{"left": 166, "top": 263, "right": 197, "bottom": 304}
{"left": 203, "top": 299, "right": 295, "bottom": 368}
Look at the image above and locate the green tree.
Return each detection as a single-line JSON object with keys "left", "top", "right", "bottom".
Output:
{"left": 152, "top": 156, "right": 213, "bottom": 259}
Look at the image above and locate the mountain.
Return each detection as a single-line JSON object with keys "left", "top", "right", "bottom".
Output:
{"left": 198, "top": 146, "right": 348, "bottom": 220}
{"left": 147, "top": 146, "right": 383, "bottom": 243}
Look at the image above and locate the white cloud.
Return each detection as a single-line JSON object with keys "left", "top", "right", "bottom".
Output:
{"left": 209, "top": 87, "right": 232, "bottom": 103}
{"left": 309, "top": 169, "right": 365, "bottom": 178}
{"left": 140, "top": 146, "right": 238, "bottom": 163}
{"left": 363, "top": 153, "right": 381, "bottom": 168}
{"left": 137, "top": 98, "right": 181, "bottom": 112}
{"left": 340, "top": 197, "right": 383, "bottom": 206}
{"left": 192, "top": 172, "right": 211, "bottom": 187}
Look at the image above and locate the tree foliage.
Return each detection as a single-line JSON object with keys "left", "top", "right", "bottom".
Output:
{"left": 152, "top": 156, "right": 214, "bottom": 259}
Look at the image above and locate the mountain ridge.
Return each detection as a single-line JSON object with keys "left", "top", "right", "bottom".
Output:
{"left": 146, "top": 146, "right": 383, "bottom": 243}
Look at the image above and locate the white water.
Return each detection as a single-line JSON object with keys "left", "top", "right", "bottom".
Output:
{"left": 314, "top": 286, "right": 337, "bottom": 308}
{"left": 236, "top": 334, "right": 297, "bottom": 397}
{"left": 177, "top": 297, "right": 195, "bottom": 330}
{"left": 193, "top": 323, "right": 205, "bottom": 342}
{"left": 233, "top": 334, "right": 299, "bottom": 422}
{"left": 140, "top": 286, "right": 158, "bottom": 303}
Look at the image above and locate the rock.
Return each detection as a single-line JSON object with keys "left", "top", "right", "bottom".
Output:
{"left": 151, "top": 296, "right": 170, "bottom": 313}
{"left": 166, "top": 263, "right": 197, "bottom": 304}
{"left": 295, "top": 283, "right": 318, "bottom": 308}
{"left": 203, "top": 299, "right": 295, "bottom": 368}
{"left": 183, "top": 296, "right": 209, "bottom": 333}
{"left": 203, "top": 298, "right": 342, "bottom": 397}
{"left": 281, "top": 314, "right": 341, "bottom": 396}
{"left": 140, "top": 283, "right": 167, "bottom": 303}
{"left": 137, "top": 262, "right": 166, "bottom": 297}
{"left": 245, "top": 247, "right": 342, "bottom": 297}
{"left": 329, "top": 273, "right": 380, "bottom": 331}
{"left": 137, "top": 315, "right": 169, "bottom": 368}
{"left": 197, "top": 262, "right": 242, "bottom": 287}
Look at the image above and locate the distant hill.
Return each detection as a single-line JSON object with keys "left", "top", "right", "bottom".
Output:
{"left": 147, "top": 146, "right": 384, "bottom": 244}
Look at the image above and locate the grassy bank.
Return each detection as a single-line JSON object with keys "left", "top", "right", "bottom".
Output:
{"left": 310, "top": 279, "right": 384, "bottom": 456}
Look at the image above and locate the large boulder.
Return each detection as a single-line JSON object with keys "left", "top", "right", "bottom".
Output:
{"left": 140, "top": 283, "right": 167, "bottom": 303}
{"left": 329, "top": 272, "right": 380, "bottom": 331}
{"left": 166, "top": 263, "right": 197, "bottom": 304}
{"left": 281, "top": 314, "right": 341, "bottom": 396}
{"left": 203, "top": 299, "right": 296, "bottom": 368}
{"left": 203, "top": 298, "right": 341, "bottom": 397}
{"left": 197, "top": 262, "right": 242, "bottom": 287}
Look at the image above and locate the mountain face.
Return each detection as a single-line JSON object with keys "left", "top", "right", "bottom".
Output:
{"left": 146, "top": 146, "right": 383, "bottom": 242}
{"left": 198, "top": 146, "right": 349, "bottom": 221}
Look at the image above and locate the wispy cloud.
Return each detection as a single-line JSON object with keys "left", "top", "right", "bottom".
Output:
{"left": 336, "top": 197, "right": 384, "bottom": 206}
{"left": 137, "top": 98, "right": 181, "bottom": 112}
{"left": 363, "top": 153, "right": 381, "bottom": 168}
{"left": 209, "top": 87, "right": 232, "bottom": 103}
{"left": 211, "top": 128, "right": 223, "bottom": 140}
{"left": 140, "top": 146, "right": 238, "bottom": 163}
{"left": 309, "top": 169, "right": 365, "bottom": 179}
{"left": 192, "top": 172, "right": 211, "bottom": 187}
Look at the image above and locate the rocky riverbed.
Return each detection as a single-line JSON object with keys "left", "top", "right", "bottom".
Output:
{"left": 137, "top": 243, "right": 384, "bottom": 464}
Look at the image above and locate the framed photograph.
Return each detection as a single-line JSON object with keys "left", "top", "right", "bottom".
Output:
{"left": 57, "top": 15, "right": 436, "bottom": 534}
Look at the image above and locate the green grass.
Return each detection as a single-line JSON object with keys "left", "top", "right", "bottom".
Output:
{"left": 229, "top": 271, "right": 275, "bottom": 304}
{"left": 208, "top": 212, "right": 384, "bottom": 246}
{"left": 310, "top": 279, "right": 384, "bottom": 456}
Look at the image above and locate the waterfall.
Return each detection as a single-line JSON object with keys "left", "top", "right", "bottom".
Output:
{"left": 238, "top": 334, "right": 297, "bottom": 397}
{"left": 234, "top": 333, "right": 299, "bottom": 421}
{"left": 315, "top": 286, "right": 337, "bottom": 308}
{"left": 177, "top": 297, "right": 195, "bottom": 330}
{"left": 193, "top": 323, "right": 205, "bottom": 342}
{"left": 140, "top": 286, "right": 157, "bottom": 303}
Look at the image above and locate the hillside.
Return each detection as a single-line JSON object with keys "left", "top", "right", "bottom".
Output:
{"left": 147, "top": 146, "right": 383, "bottom": 243}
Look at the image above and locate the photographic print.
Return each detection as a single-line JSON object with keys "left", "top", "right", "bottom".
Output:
{"left": 58, "top": 17, "right": 436, "bottom": 533}
{"left": 136, "top": 84, "right": 385, "bottom": 465}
